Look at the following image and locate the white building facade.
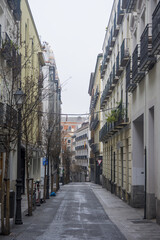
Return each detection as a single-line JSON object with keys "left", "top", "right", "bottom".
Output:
{"left": 101, "top": 0, "right": 160, "bottom": 223}
{"left": 75, "top": 122, "right": 89, "bottom": 181}
{"left": 125, "top": 0, "right": 160, "bottom": 222}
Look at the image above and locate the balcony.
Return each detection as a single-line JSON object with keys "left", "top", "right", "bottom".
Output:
{"left": 108, "top": 36, "right": 112, "bottom": 56}
{"left": 132, "top": 45, "right": 145, "bottom": 83}
{"left": 100, "top": 103, "right": 129, "bottom": 142}
{"left": 123, "top": 0, "right": 137, "bottom": 13}
{"left": 140, "top": 24, "right": 156, "bottom": 71}
{"left": 99, "top": 122, "right": 108, "bottom": 142}
{"left": 111, "top": 28, "right": 116, "bottom": 47}
{"left": 120, "top": 38, "right": 130, "bottom": 67}
{"left": 101, "top": 59, "right": 107, "bottom": 78}
{"left": 88, "top": 138, "right": 94, "bottom": 146}
{"left": 116, "top": 52, "right": 123, "bottom": 76}
{"left": 113, "top": 13, "right": 119, "bottom": 38}
{"left": 152, "top": 1, "right": 160, "bottom": 55}
{"left": 109, "top": 72, "right": 115, "bottom": 91}
{"left": 100, "top": 81, "right": 111, "bottom": 109}
{"left": 1, "top": 33, "right": 12, "bottom": 61}
{"left": 75, "top": 155, "right": 88, "bottom": 160}
{"left": 93, "top": 87, "right": 99, "bottom": 109}
{"left": 75, "top": 144, "right": 88, "bottom": 150}
{"left": 117, "top": 0, "right": 124, "bottom": 25}
{"left": 7, "top": 0, "right": 17, "bottom": 10}
{"left": 114, "top": 102, "right": 129, "bottom": 128}
{"left": 105, "top": 46, "right": 110, "bottom": 62}
{"left": 126, "top": 59, "right": 136, "bottom": 92}
{"left": 92, "top": 114, "right": 99, "bottom": 130}
{"left": 112, "top": 63, "right": 119, "bottom": 84}
{"left": 0, "top": 102, "right": 17, "bottom": 129}
{"left": 75, "top": 134, "right": 87, "bottom": 142}
{"left": 91, "top": 143, "right": 99, "bottom": 154}
{"left": 13, "top": 0, "right": 21, "bottom": 21}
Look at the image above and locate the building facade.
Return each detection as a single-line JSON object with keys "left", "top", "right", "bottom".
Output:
{"left": 100, "top": 0, "right": 132, "bottom": 202}
{"left": 41, "top": 41, "right": 61, "bottom": 187}
{"left": 99, "top": 0, "right": 160, "bottom": 224}
{"left": 125, "top": 0, "right": 160, "bottom": 222}
{"left": 0, "top": 0, "right": 21, "bottom": 196}
{"left": 20, "top": 0, "right": 45, "bottom": 189}
{"left": 75, "top": 122, "right": 89, "bottom": 182}
{"left": 88, "top": 54, "right": 103, "bottom": 184}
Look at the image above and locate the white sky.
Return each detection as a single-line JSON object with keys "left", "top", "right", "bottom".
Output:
{"left": 28, "top": 0, "right": 114, "bottom": 114}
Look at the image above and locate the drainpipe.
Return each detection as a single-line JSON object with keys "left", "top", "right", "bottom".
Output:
{"left": 144, "top": 146, "right": 147, "bottom": 219}
{"left": 111, "top": 146, "right": 113, "bottom": 193}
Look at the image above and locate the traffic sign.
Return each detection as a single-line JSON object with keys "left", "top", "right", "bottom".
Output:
{"left": 97, "top": 160, "right": 102, "bottom": 166}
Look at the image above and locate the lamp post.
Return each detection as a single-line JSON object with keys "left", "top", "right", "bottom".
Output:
{"left": 14, "top": 88, "right": 25, "bottom": 225}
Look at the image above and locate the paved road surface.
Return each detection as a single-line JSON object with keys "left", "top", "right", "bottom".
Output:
{"left": 1, "top": 183, "right": 126, "bottom": 240}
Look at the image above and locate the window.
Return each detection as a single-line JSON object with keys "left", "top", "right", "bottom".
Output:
{"left": 68, "top": 139, "right": 71, "bottom": 143}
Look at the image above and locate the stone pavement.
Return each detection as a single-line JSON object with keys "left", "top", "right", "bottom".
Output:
{"left": 1, "top": 182, "right": 160, "bottom": 239}
{"left": 90, "top": 183, "right": 160, "bottom": 240}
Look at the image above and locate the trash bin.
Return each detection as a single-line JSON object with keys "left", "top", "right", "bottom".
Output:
{"left": 4, "top": 190, "right": 15, "bottom": 218}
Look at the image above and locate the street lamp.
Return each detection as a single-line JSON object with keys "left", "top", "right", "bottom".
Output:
{"left": 14, "top": 88, "right": 25, "bottom": 225}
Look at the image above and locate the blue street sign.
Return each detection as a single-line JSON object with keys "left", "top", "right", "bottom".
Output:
{"left": 43, "top": 157, "right": 48, "bottom": 166}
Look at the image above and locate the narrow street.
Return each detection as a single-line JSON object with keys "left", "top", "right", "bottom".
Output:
{"left": 2, "top": 183, "right": 126, "bottom": 240}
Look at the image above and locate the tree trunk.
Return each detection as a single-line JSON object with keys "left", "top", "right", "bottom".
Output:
{"left": 51, "top": 174, "right": 54, "bottom": 193}
{"left": 56, "top": 164, "right": 59, "bottom": 192}
{"left": 5, "top": 179, "right": 10, "bottom": 235}
{"left": 1, "top": 148, "right": 10, "bottom": 235}
{"left": 1, "top": 181, "right": 5, "bottom": 234}
{"left": 43, "top": 164, "right": 46, "bottom": 202}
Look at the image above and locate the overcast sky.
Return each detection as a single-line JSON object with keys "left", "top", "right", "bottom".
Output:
{"left": 28, "top": 0, "right": 113, "bottom": 115}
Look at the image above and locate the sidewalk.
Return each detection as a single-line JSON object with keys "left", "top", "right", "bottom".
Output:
{"left": 90, "top": 183, "right": 160, "bottom": 240}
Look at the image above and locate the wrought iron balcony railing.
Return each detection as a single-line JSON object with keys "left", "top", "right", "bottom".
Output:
{"left": 75, "top": 134, "right": 87, "bottom": 142}
{"left": 111, "top": 27, "right": 116, "bottom": 47}
{"left": 132, "top": 44, "right": 145, "bottom": 83}
{"left": 122, "top": 0, "right": 127, "bottom": 9}
{"left": 7, "top": 0, "right": 17, "bottom": 10}
{"left": 108, "top": 36, "right": 112, "bottom": 56}
{"left": 100, "top": 81, "right": 111, "bottom": 109}
{"left": 152, "top": 1, "right": 160, "bottom": 55}
{"left": 92, "top": 114, "right": 99, "bottom": 130}
{"left": 123, "top": 0, "right": 137, "bottom": 13}
{"left": 13, "top": 0, "right": 21, "bottom": 21}
{"left": 88, "top": 138, "right": 94, "bottom": 146}
{"left": 117, "top": 0, "right": 124, "bottom": 25}
{"left": 75, "top": 155, "right": 88, "bottom": 160}
{"left": 91, "top": 143, "right": 99, "bottom": 154}
{"left": 126, "top": 58, "right": 136, "bottom": 92}
{"left": 120, "top": 38, "right": 130, "bottom": 67}
{"left": 99, "top": 122, "right": 108, "bottom": 142}
{"left": 116, "top": 52, "right": 123, "bottom": 76}
{"left": 140, "top": 24, "right": 156, "bottom": 71}
{"left": 0, "top": 102, "right": 17, "bottom": 129}
{"left": 101, "top": 58, "right": 107, "bottom": 78}
{"left": 1, "top": 33, "right": 12, "bottom": 61}
{"left": 75, "top": 144, "right": 88, "bottom": 150}
{"left": 113, "top": 13, "right": 119, "bottom": 38}
{"left": 109, "top": 72, "right": 115, "bottom": 92}
{"left": 93, "top": 87, "right": 99, "bottom": 109}
{"left": 100, "top": 104, "right": 129, "bottom": 142}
